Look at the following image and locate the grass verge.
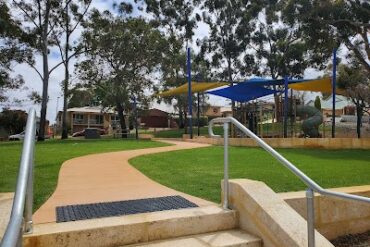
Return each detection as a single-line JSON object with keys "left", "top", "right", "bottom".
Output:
{"left": 130, "top": 146, "right": 370, "bottom": 203}
{"left": 0, "top": 139, "right": 169, "bottom": 210}
{"left": 153, "top": 126, "right": 223, "bottom": 138}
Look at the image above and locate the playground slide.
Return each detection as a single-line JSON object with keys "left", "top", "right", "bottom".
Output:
{"left": 296, "top": 106, "right": 323, "bottom": 138}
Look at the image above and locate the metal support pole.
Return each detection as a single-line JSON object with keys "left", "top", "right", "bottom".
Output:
{"left": 332, "top": 49, "right": 337, "bottom": 138}
{"left": 197, "top": 93, "right": 200, "bottom": 136}
{"left": 187, "top": 47, "right": 193, "bottom": 139}
{"left": 24, "top": 144, "right": 34, "bottom": 234}
{"left": 306, "top": 188, "right": 315, "bottom": 247}
{"left": 223, "top": 122, "right": 229, "bottom": 210}
{"left": 1, "top": 109, "right": 36, "bottom": 247}
{"left": 16, "top": 229, "right": 22, "bottom": 247}
{"left": 284, "top": 76, "right": 289, "bottom": 138}
{"left": 24, "top": 110, "right": 36, "bottom": 235}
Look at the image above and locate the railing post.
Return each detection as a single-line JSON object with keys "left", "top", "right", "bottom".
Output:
{"left": 24, "top": 111, "right": 36, "bottom": 235}
{"left": 24, "top": 146, "right": 34, "bottom": 234}
{"left": 223, "top": 122, "right": 229, "bottom": 210}
{"left": 306, "top": 188, "right": 315, "bottom": 247}
{"left": 16, "top": 228, "right": 22, "bottom": 247}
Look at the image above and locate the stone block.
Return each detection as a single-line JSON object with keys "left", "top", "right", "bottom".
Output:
{"left": 226, "top": 179, "right": 334, "bottom": 247}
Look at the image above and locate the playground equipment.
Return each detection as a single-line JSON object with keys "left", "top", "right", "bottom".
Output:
{"left": 297, "top": 106, "right": 323, "bottom": 138}
{"left": 157, "top": 49, "right": 340, "bottom": 139}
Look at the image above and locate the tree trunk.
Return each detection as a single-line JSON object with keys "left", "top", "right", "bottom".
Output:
{"left": 356, "top": 105, "right": 362, "bottom": 138}
{"left": 61, "top": 4, "right": 70, "bottom": 140}
{"left": 38, "top": 6, "right": 51, "bottom": 142}
{"left": 116, "top": 102, "right": 128, "bottom": 138}
{"left": 38, "top": 73, "right": 49, "bottom": 141}
{"left": 183, "top": 105, "right": 188, "bottom": 134}
{"left": 61, "top": 77, "right": 68, "bottom": 139}
{"left": 179, "top": 109, "right": 184, "bottom": 129}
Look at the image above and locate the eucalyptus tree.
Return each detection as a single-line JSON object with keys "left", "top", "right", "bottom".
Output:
{"left": 246, "top": 2, "right": 336, "bottom": 123}
{"left": 199, "top": 0, "right": 266, "bottom": 113}
{"left": 77, "top": 10, "right": 165, "bottom": 138}
{"left": 68, "top": 87, "right": 95, "bottom": 108}
{"left": 10, "top": 0, "right": 71, "bottom": 141}
{"left": 144, "top": 0, "right": 201, "bottom": 131}
{"left": 337, "top": 60, "right": 370, "bottom": 138}
{"left": 157, "top": 44, "right": 209, "bottom": 130}
{"left": 282, "top": 0, "right": 370, "bottom": 72}
{"left": 250, "top": 7, "right": 311, "bottom": 80}
{"left": 51, "top": 0, "right": 92, "bottom": 139}
{"left": 0, "top": 1, "right": 30, "bottom": 102}
{"left": 144, "top": 0, "right": 200, "bottom": 47}
{"left": 157, "top": 41, "right": 189, "bottom": 129}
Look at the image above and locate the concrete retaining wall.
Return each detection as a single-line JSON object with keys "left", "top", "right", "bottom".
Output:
{"left": 226, "top": 179, "right": 334, "bottom": 247}
{"left": 185, "top": 136, "right": 370, "bottom": 149}
{"left": 0, "top": 193, "right": 13, "bottom": 241}
{"left": 279, "top": 186, "right": 370, "bottom": 240}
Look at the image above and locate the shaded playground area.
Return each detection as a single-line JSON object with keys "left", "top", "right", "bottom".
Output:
{"left": 156, "top": 67, "right": 369, "bottom": 139}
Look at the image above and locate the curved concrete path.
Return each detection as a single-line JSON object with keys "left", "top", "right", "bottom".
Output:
{"left": 33, "top": 140, "right": 213, "bottom": 224}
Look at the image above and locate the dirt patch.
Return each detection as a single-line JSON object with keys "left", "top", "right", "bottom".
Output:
{"left": 331, "top": 231, "right": 370, "bottom": 247}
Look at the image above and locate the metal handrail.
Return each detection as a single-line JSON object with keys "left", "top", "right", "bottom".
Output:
{"left": 208, "top": 117, "right": 370, "bottom": 247}
{"left": 1, "top": 109, "right": 36, "bottom": 247}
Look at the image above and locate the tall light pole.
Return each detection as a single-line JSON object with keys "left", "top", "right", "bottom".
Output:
{"left": 187, "top": 47, "right": 193, "bottom": 139}
{"left": 332, "top": 49, "right": 337, "bottom": 138}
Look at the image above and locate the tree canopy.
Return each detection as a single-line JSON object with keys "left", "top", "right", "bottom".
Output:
{"left": 0, "top": 1, "right": 30, "bottom": 101}
{"left": 2, "top": 0, "right": 369, "bottom": 139}
{"left": 282, "top": 0, "right": 370, "bottom": 72}
{"left": 337, "top": 59, "right": 369, "bottom": 138}
{"left": 77, "top": 10, "right": 165, "bottom": 137}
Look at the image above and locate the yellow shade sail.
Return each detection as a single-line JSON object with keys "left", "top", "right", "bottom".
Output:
{"left": 288, "top": 78, "right": 346, "bottom": 95}
{"left": 157, "top": 81, "right": 229, "bottom": 97}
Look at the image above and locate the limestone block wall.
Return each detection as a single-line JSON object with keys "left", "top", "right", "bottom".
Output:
{"left": 185, "top": 136, "right": 370, "bottom": 149}
{"left": 0, "top": 193, "right": 13, "bottom": 241}
{"left": 226, "top": 179, "right": 334, "bottom": 247}
{"left": 279, "top": 186, "right": 370, "bottom": 240}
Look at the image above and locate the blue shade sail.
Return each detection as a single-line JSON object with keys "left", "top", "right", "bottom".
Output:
{"left": 239, "top": 77, "right": 308, "bottom": 86}
{"left": 207, "top": 83, "right": 278, "bottom": 102}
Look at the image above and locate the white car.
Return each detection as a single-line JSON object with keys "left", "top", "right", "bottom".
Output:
{"left": 8, "top": 131, "right": 26, "bottom": 141}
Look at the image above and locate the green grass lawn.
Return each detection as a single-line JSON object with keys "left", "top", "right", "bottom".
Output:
{"left": 130, "top": 146, "right": 370, "bottom": 203}
{"left": 0, "top": 139, "right": 168, "bottom": 210}
{"left": 153, "top": 126, "right": 223, "bottom": 138}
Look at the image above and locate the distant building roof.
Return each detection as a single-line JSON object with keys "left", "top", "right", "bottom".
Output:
{"left": 66, "top": 106, "right": 115, "bottom": 114}
{"left": 146, "top": 108, "right": 169, "bottom": 117}
{"left": 320, "top": 95, "right": 354, "bottom": 110}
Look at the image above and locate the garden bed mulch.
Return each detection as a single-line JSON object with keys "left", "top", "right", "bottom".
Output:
{"left": 331, "top": 231, "right": 370, "bottom": 247}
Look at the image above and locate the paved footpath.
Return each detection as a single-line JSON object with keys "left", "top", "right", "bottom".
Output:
{"left": 33, "top": 140, "right": 213, "bottom": 224}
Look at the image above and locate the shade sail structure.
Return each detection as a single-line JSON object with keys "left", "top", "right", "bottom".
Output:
{"left": 157, "top": 82, "right": 228, "bottom": 97}
{"left": 239, "top": 77, "right": 308, "bottom": 86}
{"left": 240, "top": 77, "right": 284, "bottom": 86}
{"left": 157, "top": 77, "right": 344, "bottom": 102}
{"left": 207, "top": 83, "right": 278, "bottom": 102}
{"left": 288, "top": 77, "right": 346, "bottom": 95}
{"left": 288, "top": 78, "right": 332, "bottom": 92}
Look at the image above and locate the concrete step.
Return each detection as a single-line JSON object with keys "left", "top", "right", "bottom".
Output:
{"left": 24, "top": 205, "right": 238, "bottom": 247}
{"left": 0, "top": 193, "right": 14, "bottom": 241}
{"left": 127, "top": 229, "right": 262, "bottom": 247}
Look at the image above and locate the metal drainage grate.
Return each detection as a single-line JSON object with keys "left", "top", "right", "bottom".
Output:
{"left": 56, "top": 195, "right": 198, "bottom": 223}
